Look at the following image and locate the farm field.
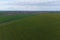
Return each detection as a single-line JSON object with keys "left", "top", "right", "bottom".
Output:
{"left": 0, "top": 13, "right": 60, "bottom": 40}
{"left": 0, "top": 14, "right": 36, "bottom": 24}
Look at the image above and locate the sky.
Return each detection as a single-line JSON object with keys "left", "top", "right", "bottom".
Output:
{"left": 0, "top": 0, "right": 60, "bottom": 11}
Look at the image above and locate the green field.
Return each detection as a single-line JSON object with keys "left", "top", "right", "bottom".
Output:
{"left": 0, "top": 13, "right": 60, "bottom": 40}
{"left": 0, "top": 14, "right": 36, "bottom": 24}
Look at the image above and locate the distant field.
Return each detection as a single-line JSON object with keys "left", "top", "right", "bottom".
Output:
{"left": 0, "top": 13, "right": 60, "bottom": 40}
{"left": 0, "top": 14, "right": 37, "bottom": 24}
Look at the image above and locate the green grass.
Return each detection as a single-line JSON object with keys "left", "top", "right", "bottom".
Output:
{"left": 0, "top": 14, "right": 60, "bottom": 40}
{"left": 0, "top": 14, "right": 36, "bottom": 24}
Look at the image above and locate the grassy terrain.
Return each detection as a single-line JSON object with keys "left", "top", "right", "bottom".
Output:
{"left": 0, "top": 14, "right": 60, "bottom": 40}
{"left": 0, "top": 14, "right": 36, "bottom": 24}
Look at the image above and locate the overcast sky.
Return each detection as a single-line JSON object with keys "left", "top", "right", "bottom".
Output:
{"left": 0, "top": 0, "right": 60, "bottom": 11}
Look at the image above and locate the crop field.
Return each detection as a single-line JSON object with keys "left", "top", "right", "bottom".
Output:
{"left": 0, "top": 13, "right": 60, "bottom": 40}
{"left": 0, "top": 14, "right": 36, "bottom": 24}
